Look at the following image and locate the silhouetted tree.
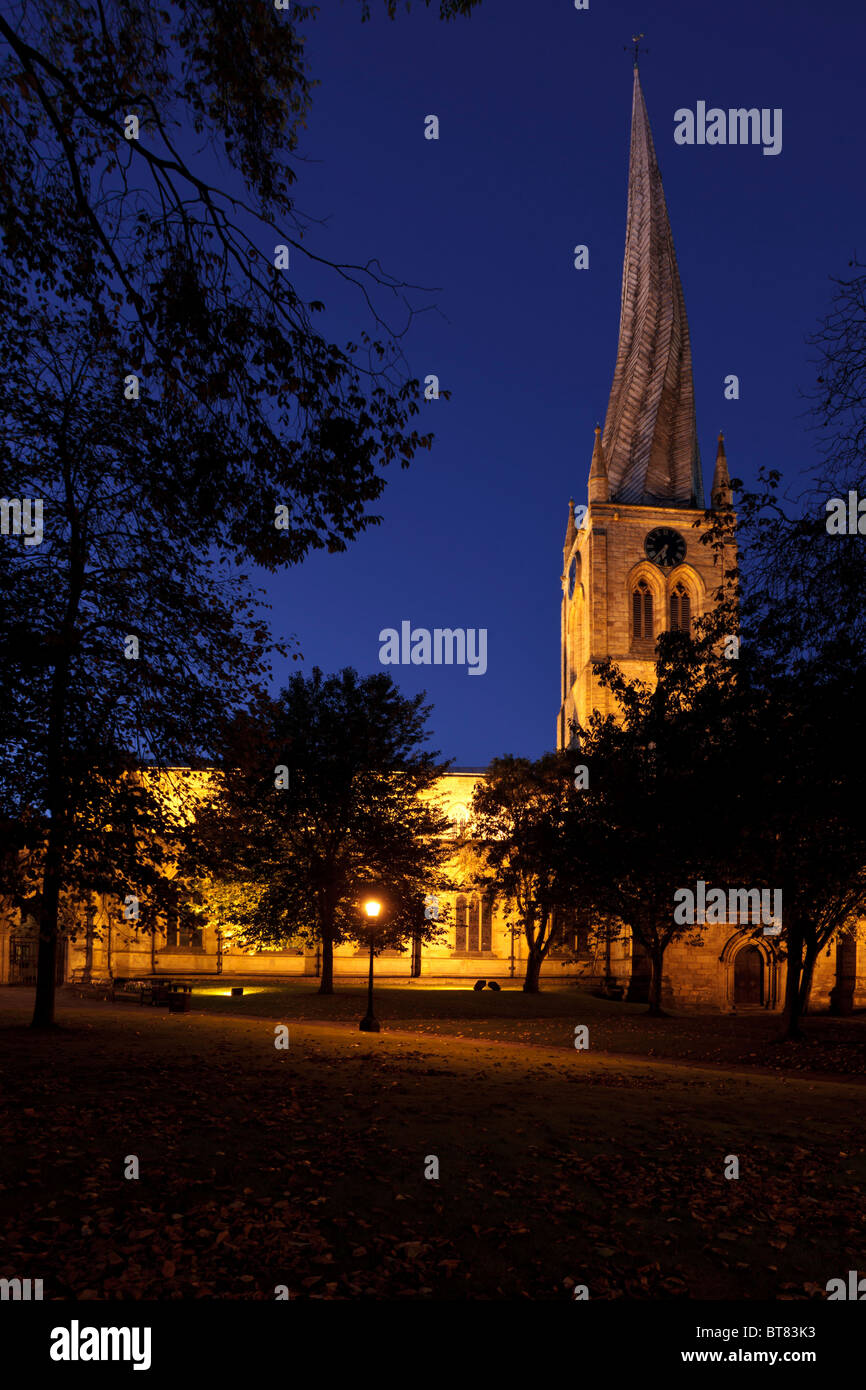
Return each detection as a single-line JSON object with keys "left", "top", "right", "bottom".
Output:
{"left": 185, "top": 668, "right": 452, "bottom": 993}
{"left": 0, "top": 307, "right": 283, "bottom": 1026}
{"left": 471, "top": 753, "right": 580, "bottom": 993}
{"left": 571, "top": 631, "right": 735, "bottom": 1016}
{"left": 0, "top": 0, "right": 480, "bottom": 1024}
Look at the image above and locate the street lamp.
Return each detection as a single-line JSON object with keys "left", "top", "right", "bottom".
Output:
{"left": 359, "top": 896, "right": 382, "bottom": 1033}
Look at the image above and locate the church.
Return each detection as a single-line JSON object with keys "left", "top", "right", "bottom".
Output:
{"left": 1, "top": 67, "right": 861, "bottom": 1012}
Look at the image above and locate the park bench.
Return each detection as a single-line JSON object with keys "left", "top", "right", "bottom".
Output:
{"left": 120, "top": 979, "right": 172, "bottom": 1006}
{"left": 127, "top": 980, "right": 187, "bottom": 1008}
{"left": 112, "top": 979, "right": 152, "bottom": 1005}
{"left": 71, "top": 975, "right": 113, "bottom": 1001}
{"left": 69, "top": 974, "right": 192, "bottom": 1008}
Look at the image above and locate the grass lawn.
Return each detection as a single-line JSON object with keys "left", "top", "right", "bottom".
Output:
{"left": 1, "top": 986, "right": 865, "bottom": 1300}
{"left": 186, "top": 977, "right": 866, "bottom": 1080}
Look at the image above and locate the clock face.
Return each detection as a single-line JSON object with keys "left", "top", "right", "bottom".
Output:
{"left": 567, "top": 557, "right": 577, "bottom": 598}
{"left": 645, "top": 527, "right": 686, "bottom": 569}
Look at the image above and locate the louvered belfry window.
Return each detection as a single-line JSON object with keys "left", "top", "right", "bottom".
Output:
{"left": 670, "top": 583, "right": 691, "bottom": 633}
{"left": 633, "top": 580, "right": 653, "bottom": 642}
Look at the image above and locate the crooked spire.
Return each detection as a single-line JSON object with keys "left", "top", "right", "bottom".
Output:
{"left": 600, "top": 68, "right": 704, "bottom": 508}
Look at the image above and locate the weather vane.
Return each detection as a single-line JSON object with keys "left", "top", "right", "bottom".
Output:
{"left": 625, "top": 33, "right": 648, "bottom": 66}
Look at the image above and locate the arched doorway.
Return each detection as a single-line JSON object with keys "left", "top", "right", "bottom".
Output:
{"left": 734, "top": 945, "right": 764, "bottom": 1006}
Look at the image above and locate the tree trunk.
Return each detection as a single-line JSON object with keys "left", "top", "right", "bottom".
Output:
{"left": 647, "top": 948, "right": 667, "bottom": 1016}
{"left": 523, "top": 948, "right": 543, "bottom": 993}
{"left": 318, "top": 911, "right": 335, "bottom": 995}
{"left": 30, "top": 747, "right": 68, "bottom": 1028}
{"left": 32, "top": 823, "right": 63, "bottom": 1029}
{"left": 84, "top": 905, "right": 95, "bottom": 982}
{"left": 798, "top": 948, "right": 816, "bottom": 1016}
{"left": 318, "top": 940, "right": 334, "bottom": 993}
{"left": 780, "top": 930, "right": 805, "bottom": 1040}
{"left": 31, "top": 482, "right": 84, "bottom": 1030}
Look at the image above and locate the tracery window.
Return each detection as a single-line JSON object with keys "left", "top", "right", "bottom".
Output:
{"left": 455, "top": 894, "right": 493, "bottom": 953}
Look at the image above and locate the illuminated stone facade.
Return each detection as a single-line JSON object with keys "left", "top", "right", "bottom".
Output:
{"left": 0, "top": 770, "right": 583, "bottom": 988}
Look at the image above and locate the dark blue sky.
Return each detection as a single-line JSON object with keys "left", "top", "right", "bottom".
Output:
{"left": 263, "top": 0, "right": 865, "bottom": 765}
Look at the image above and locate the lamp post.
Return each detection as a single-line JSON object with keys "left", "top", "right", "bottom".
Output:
{"left": 359, "top": 897, "right": 382, "bottom": 1032}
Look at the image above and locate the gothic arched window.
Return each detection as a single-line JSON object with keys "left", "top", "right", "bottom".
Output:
{"left": 466, "top": 896, "right": 480, "bottom": 952}
{"left": 480, "top": 896, "right": 493, "bottom": 952}
{"left": 670, "top": 583, "right": 692, "bottom": 633}
{"left": 455, "top": 894, "right": 493, "bottom": 954}
{"left": 632, "top": 580, "right": 653, "bottom": 643}
{"left": 455, "top": 894, "right": 467, "bottom": 953}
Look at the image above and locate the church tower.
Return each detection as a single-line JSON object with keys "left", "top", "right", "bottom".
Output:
{"left": 557, "top": 64, "right": 731, "bottom": 748}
